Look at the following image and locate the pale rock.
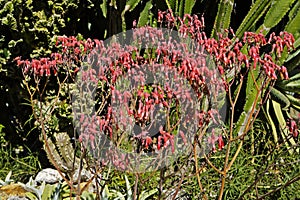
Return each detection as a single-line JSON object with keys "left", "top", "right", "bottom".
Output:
{"left": 35, "top": 168, "right": 63, "bottom": 184}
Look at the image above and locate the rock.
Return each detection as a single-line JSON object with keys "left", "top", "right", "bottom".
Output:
{"left": 35, "top": 168, "right": 63, "bottom": 184}
{"left": 73, "top": 168, "right": 92, "bottom": 183}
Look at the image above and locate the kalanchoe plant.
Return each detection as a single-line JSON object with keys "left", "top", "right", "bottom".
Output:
{"left": 15, "top": 9, "right": 297, "bottom": 199}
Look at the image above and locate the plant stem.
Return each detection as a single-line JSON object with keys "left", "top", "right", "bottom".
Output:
{"left": 133, "top": 173, "right": 139, "bottom": 200}
{"left": 194, "top": 137, "right": 208, "bottom": 200}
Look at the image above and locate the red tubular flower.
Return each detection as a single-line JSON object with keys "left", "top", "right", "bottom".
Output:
{"left": 179, "top": 130, "right": 187, "bottom": 145}
{"left": 218, "top": 65, "right": 224, "bottom": 75}
{"left": 157, "top": 136, "right": 162, "bottom": 150}
{"left": 218, "top": 135, "right": 225, "bottom": 150}
{"left": 287, "top": 119, "right": 299, "bottom": 138}
{"left": 143, "top": 137, "right": 152, "bottom": 149}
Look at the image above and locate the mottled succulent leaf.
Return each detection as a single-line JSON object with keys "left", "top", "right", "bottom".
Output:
{"left": 236, "top": 0, "right": 270, "bottom": 38}
{"left": 257, "top": 0, "right": 296, "bottom": 35}
{"left": 211, "top": 0, "right": 234, "bottom": 38}
{"left": 183, "top": 0, "right": 196, "bottom": 16}
{"left": 285, "top": 1, "right": 300, "bottom": 48}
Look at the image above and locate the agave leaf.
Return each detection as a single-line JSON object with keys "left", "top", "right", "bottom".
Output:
{"left": 211, "top": 0, "right": 234, "bottom": 38}
{"left": 139, "top": 188, "right": 158, "bottom": 200}
{"left": 0, "top": 171, "right": 13, "bottom": 186}
{"left": 270, "top": 87, "right": 290, "bottom": 110}
{"left": 19, "top": 177, "right": 45, "bottom": 200}
{"left": 285, "top": 48, "right": 300, "bottom": 71}
{"left": 41, "top": 183, "right": 58, "bottom": 200}
{"left": 282, "top": 72, "right": 300, "bottom": 83}
{"left": 285, "top": 79, "right": 300, "bottom": 89}
{"left": 286, "top": 94, "right": 300, "bottom": 112}
{"left": 165, "top": 0, "right": 195, "bottom": 16}
{"left": 264, "top": 99, "right": 279, "bottom": 144}
{"left": 5, "top": 171, "right": 13, "bottom": 184}
{"left": 272, "top": 100, "right": 298, "bottom": 154}
{"left": 101, "top": 185, "right": 110, "bottom": 199}
{"left": 277, "top": 67, "right": 300, "bottom": 92}
{"left": 178, "top": 0, "right": 184, "bottom": 16}
{"left": 124, "top": 175, "right": 133, "bottom": 200}
{"left": 235, "top": 0, "right": 271, "bottom": 38}
{"left": 257, "top": 0, "right": 296, "bottom": 35}
{"left": 277, "top": 86, "right": 300, "bottom": 94}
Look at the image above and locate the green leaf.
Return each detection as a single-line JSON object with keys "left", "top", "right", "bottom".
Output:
{"left": 139, "top": 188, "right": 158, "bottom": 200}
{"left": 165, "top": 0, "right": 195, "bottom": 16}
{"left": 125, "top": 0, "right": 142, "bottom": 12}
{"left": 124, "top": 175, "right": 132, "bottom": 200}
{"left": 211, "top": 0, "right": 234, "bottom": 38}
{"left": 288, "top": 0, "right": 300, "bottom": 19}
{"left": 235, "top": 67, "right": 263, "bottom": 136}
{"left": 285, "top": 1, "right": 300, "bottom": 46}
{"left": 236, "top": 0, "right": 271, "bottom": 38}
{"left": 272, "top": 100, "right": 298, "bottom": 154}
{"left": 81, "top": 191, "right": 96, "bottom": 199}
{"left": 178, "top": 0, "right": 184, "bottom": 16}
{"left": 1, "top": 14, "right": 17, "bottom": 30}
{"left": 121, "top": 0, "right": 143, "bottom": 31}
{"left": 284, "top": 79, "right": 300, "bottom": 90}
{"left": 183, "top": 0, "right": 196, "bottom": 16}
{"left": 41, "top": 183, "right": 57, "bottom": 200}
{"left": 270, "top": 87, "right": 290, "bottom": 110}
{"left": 286, "top": 94, "right": 300, "bottom": 112}
{"left": 285, "top": 72, "right": 300, "bottom": 82}
{"left": 137, "top": 1, "right": 153, "bottom": 27}
{"left": 0, "top": 1, "right": 14, "bottom": 15}
{"left": 285, "top": 48, "right": 300, "bottom": 71}
{"left": 265, "top": 99, "right": 278, "bottom": 144}
{"left": 8, "top": 39, "right": 23, "bottom": 48}
{"left": 257, "top": 0, "right": 296, "bottom": 35}
{"left": 100, "top": 0, "right": 107, "bottom": 18}
{"left": 165, "top": 0, "right": 177, "bottom": 13}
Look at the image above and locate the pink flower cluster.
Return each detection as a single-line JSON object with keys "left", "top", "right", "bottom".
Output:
{"left": 14, "top": 55, "right": 60, "bottom": 76}
{"left": 287, "top": 113, "right": 300, "bottom": 138}
{"left": 16, "top": 9, "right": 296, "bottom": 157}
{"left": 15, "top": 36, "right": 98, "bottom": 76}
{"left": 204, "top": 31, "right": 293, "bottom": 80}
